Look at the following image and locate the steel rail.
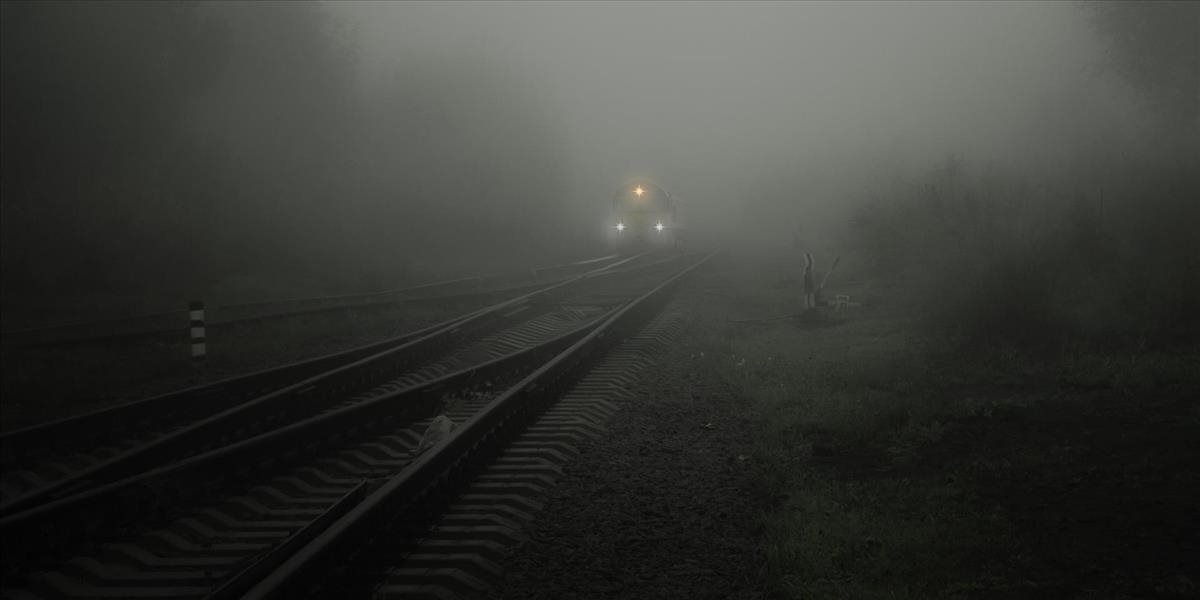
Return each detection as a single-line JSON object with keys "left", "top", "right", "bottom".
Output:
{"left": 0, "top": 252, "right": 656, "bottom": 518}
{"left": 0, "top": 311, "right": 471, "bottom": 458}
{"left": 0, "top": 300, "right": 625, "bottom": 582}
{"left": 0, "top": 252, "right": 643, "bottom": 463}
{"left": 1, "top": 253, "right": 621, "bottom": 347}
{"left": 241, "top": 251, "right": 716, "bottom": 599}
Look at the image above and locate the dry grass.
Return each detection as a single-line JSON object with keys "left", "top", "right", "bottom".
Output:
{"left": 708, "top": 251, "right": 1200, "bottom": 599}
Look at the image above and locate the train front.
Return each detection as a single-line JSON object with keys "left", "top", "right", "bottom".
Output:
{"left": 608, "top": 182, "right": 676, "bottom": 248}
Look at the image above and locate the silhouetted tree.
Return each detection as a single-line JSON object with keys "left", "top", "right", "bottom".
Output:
{"left": 1, "top": 1, "right": 229, "bottom": 302}
{"left": 1, "top": 1, "right": 573, "bottom": 320}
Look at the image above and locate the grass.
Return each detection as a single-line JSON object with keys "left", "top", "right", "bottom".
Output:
{"left": 711, "top": 252, "right": 1200, "bottom": 599}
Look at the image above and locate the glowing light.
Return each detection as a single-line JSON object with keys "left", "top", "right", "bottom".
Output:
{"left": 655, "top": 222, "right": 664, "bottom": 232}
{"left": 634, "top": 186, "right": 644, "bottom": 197}
{"left": 616, "top": 222, "right": 625, "bottom": 232}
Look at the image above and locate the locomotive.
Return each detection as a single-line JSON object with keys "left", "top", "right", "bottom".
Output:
{"left": 608, "top": 180, "right": 678, "bottom": 247}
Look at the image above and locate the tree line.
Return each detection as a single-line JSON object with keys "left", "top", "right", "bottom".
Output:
{"left": 1, "top": 1, "right": 574, "bottom": 324}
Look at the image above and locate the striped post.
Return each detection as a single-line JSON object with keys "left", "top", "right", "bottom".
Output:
{"left": 189, "top": 301, "right": 206, "bottom": 361}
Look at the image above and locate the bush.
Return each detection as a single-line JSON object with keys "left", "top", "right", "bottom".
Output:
{"left": 851, "top": 158, "right": 1200, "bottom": 352}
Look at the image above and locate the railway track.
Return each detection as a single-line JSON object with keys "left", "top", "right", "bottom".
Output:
{"left": 325, "top": 306, "right": 692, "bottom": 599}
{"left": 0, "top": 253, "right": 625, "bottom": 347}
{"left": 0, "top": 252, "right": 655, "bottom": 516}
{"left": 0, "top": 251, "right": 713, "bottom": 599}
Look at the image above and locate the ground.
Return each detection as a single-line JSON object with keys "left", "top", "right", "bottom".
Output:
{"left": 4, "top": 249, "right": 1197, "bottom": 598}
{"left": 483, "top": 270, "right": 772, "bottom": 599}
{"left": 487, "top": 249, "right": 1199, "bottom": 599}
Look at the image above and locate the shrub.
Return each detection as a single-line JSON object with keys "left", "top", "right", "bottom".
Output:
{"left": 851, "top": 158, "right": 1200, "bottom": 352}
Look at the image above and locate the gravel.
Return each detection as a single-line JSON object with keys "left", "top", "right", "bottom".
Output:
{"left": 485, "top": 270, "right": 771, "bottom": 600}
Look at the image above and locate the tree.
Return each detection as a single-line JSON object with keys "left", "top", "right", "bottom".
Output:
{"left": 1, "top": 1, "right": 229, "bottom": 302}
{"left": 1087, "top": 1, "right": 1200, "bottom": 137}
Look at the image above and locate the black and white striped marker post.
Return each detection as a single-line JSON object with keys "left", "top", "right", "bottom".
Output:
{"left": 190, "top": 301, "right": 206, "bottom": 361}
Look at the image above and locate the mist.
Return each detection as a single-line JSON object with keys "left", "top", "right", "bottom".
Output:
{"left": 3, "top": 3, "right": 1199, "bottom": 597}
{"left": 335, "top": 1, "right": 1165, "bottom": 243}
{"left": 4, "top": 0, "right": 1193, "bottom": 325}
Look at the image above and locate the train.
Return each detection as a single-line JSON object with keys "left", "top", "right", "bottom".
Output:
{"left": 608, "top": 180, "right": 678, "bottom": 248}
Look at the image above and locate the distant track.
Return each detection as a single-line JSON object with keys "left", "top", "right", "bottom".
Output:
{"left": 248, "top": 251, "right": 713, "bottom": 600}
{"left": 0, "top": 251, "right": 708, "bottom": 599}
{"left": 0, "top": 254, "right": 622, "bottom": 347}
{"left": 0, "top": 253, "right": 653, "bottom": 516}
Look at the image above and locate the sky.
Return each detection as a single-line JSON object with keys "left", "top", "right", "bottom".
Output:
{"left": 0, "top": 0, "right": 1188, "bottom": 323}
{"left": 329, "top": 0, "right": 1142, "bottom": 236}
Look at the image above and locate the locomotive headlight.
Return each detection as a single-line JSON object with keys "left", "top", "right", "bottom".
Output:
{"left": 616, "top": 222, "right": 625, "bottom": 232}
{"left": 655, "top": 222, "right": 664, "bottom": 232}
{"left": 634, "top": 186, "right": 644, "bottom": 197}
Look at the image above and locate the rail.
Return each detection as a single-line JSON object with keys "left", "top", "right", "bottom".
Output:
{"left": 0, "top": 254, "right": 620, "bottom": 346}
{"left": 0, "top": 252, "right": 651, "bottom": 516}
{"left": 0, "top": 250, "right": 708, "bottom": 596}
{"left": 243, "top": 251, "right": 715, "bottom": 598}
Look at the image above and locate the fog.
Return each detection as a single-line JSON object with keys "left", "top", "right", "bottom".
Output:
{"left": 1, "top": 1, "right": 1195, "bottom": 330}
{"left": 334, "top": 1, "right": 1152, "bottom": 239}
{"left": 5, "top": 4, "right": 1200, "bottom": 596}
